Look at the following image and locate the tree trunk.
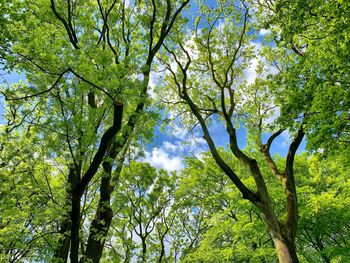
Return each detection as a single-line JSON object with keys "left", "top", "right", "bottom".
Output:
{"left": 70, "top": 191, "right": 82, "bottom": 263}
{"left": 53, "top": 216, "right": 71, "bottom": 262}
{"left": 80, "top": 204, "right": 113, "bottom": 262}
{"left": 81, "top": 141, "right": 126, "bottom": 263}
{"left": 124, "top": 246, "right": 131, "bottom": 263}
{"left": 80, "top": 174, "right": 113, "bottom": 263}
{"left": 258, "top": 196, "right": 299, "bottom": 263}
{"left": 141, "top": 237, "right": 147, "bottom": 262}
{"left": 54, "top": 166, "right": 76, "bottom": 263}
{"left": 272, "top": 236, "right": 299, "bottom": 263}
{"left": 158, "top": 239, "right": 165, "bottom": 263}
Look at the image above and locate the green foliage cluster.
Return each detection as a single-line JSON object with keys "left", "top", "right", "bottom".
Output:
{"left": 175, "top": 152, "right": 350, "bottom": 263}
{"left": 257, "top": 0, "right": 350, "bottom": 153}
{"left": 0, "top": 0, "right": 349, "bottom": 262}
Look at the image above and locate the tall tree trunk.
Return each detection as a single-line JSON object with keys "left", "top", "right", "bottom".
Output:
{"left": 53, "top": 166, "right": 76, "bottom": 262}
{"left": 70, "top": 164, "right": 82, "bottom": 263}
{"left": 70, "top": 190, "right": 82, "bottom": 263}
{"left": 53, "top": 217, "right": 71, "bottom": 262}
{"left": 141, "top": 237, "right": 147, "bottom": 263}
{"left": 81, "top": 143, "right": 126, "bottom": 263}
{"left": 80, "top": 175, "right": 113, "bottom": 263}
{"left": 158, "top": 241, "right": 165, "bottom": 263}
{"left": 272, "top": 236, "right": 299, "bottom": 263}
{"left": 259, "top": 197, "right": 300, "bottom": 263}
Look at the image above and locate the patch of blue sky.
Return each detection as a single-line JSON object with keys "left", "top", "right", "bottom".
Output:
{"left": 0, "top": 70, "right": 26, "bottom": 124}
{"left": 150, "top": 115, "right": 305, "bottom": 163}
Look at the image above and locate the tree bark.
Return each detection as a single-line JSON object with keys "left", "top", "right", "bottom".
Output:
{"left": 53, "top": 217, "right": 71, "bottom": 262}
{"left": 80, "top": 158, "right": 117, "bottom": 262}
{"left": 141, "top": 237, "right": 147, "bottom": 262}
{"left": 272, "top": 236, "right": 299, "bottom": 263}
{"left": 70, "top": 191, "right": 82, "bottom": 263}
{"left": 53, "top": 166, "right": 76, "bottom": 263}
{"left": 80, "top": 177, "right": 113, "bottom": 263}
{"left": 158, "top": 243, "right": 165, "bottom": 263}
{"left": 81, "top": 137, "right": 127, "bottom": 263}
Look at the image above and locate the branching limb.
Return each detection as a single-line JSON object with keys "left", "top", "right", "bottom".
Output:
{"left": 3, "top": 69, "right": 70, "bottom": 101}
{"left": 50, "top": 0, "right": 79, "bottom": 49}
{"left": 260, "top": 129, "right": 285, "bottom": 179}
{"left": 284, "top": 126, "right": 304, "bottom": 240}
{"left": 77, "top": 100, "right": 123, "bottom": 195}
{"left": 166, "top": 45, "right": 258, "bottom": 204}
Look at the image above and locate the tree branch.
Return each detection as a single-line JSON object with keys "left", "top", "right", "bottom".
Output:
{"left": 50, "top": 0, "right": 79, "bottom": 49}
{"left": 167, "top": 47, "right": 258, "bottom": 204}
{"left": 3, "top": 69, "right": 70, "bottom": 101}
{"left": 77, "top": 101, "right": 123, "bottom": 195}
{"left": 260, "top": 129, "right": 284, "bottom": 179}
{"left": 284, "top": 126, "right": 304, "bottom": 240}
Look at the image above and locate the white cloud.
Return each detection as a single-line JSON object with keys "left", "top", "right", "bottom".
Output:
{"left": 148, "top": 70, "right": 165, "bottom": 99}
{"left": 187, "top": 136, "right": 207, "bottom": 160}
{"left": 246, "top": 57, "right": 259, "bottom": 85}
{"left": 244, "top": 41, "right": 262, "bottom": 85}
{"left": 265, "top": 106, "right": 280, "bottom": 126}
{"left": 141, "top": 134, "right": 208, "bottom": 172}
{"left": 281, "top": 130, "right": 292, "bottom": 147}
{"left": 163, "top": 141, "right": 179, "bottom": 152}
{"left": 172, "top": 125, "right": 188, "bottom": 140}
{"left": 259, "top": 29, "right": 271, "bottom": 36}
{"left": 144, "top": 147, "right": 184, "bottom": 171}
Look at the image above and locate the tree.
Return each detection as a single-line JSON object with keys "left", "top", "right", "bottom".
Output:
{"left": 173, "top": 150, "right": 350, "bottom": 263}
{"left": 0, "top": 0, "right": 189, "bottom": 262}
{"left": 0, "top": 129, "right": 66, "bottom": 262}
{"left": 176, "top": 152, "right": 277, "bottom": 262}
{"left": 159, "top": 0, "right": 304, "bottom": 261}
{"left": 296, "top": 154, "right": 350, "bottom": 262}
{"left": 1, "top": 1, "right": 348, "bottom": 262}
{"left": 256, "top": 0, "right": 350, "bottom": 154}
{"left": 99, "top": 162, "right": 178, "bottom": 263}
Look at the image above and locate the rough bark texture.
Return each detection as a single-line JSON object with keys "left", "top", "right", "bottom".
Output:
{"left": 81, "top": 142, "right": 126, "bottom": 263}
{"left": 53, "top": 217, "right": 71, "bottom": 262}
{"left": 273, "top": 236, "right": 299, "bottom": 263}
{"left": 70, "top": 191, "right": 81, "bottom": 263}
{"left": 80, "top": 178, "right": 113, "bottom": 263}
{"left": 141, "top": 237, "right": 147, "bottom": 262}
{"left": 53, "top": 166, "right": 76, "bottom": 262}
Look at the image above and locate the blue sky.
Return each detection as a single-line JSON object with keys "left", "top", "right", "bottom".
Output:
{"left": 144, "top": 115, "right": 306, "bottom": 171}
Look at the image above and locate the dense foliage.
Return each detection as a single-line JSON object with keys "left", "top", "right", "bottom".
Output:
{"left": 0, "top": 0, "right": 349, "bottom": 262}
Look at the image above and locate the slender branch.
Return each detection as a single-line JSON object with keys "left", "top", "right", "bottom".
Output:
{"left": 66, "top": 0, "right": 77, "bottom": 44}
{"left": 50, "top": 0, "right": 79, "bottom": 49}
{"left": 3, "top": 69, "right": 70, "bottom": 101}
{"left": 291, "top": 44, "right": 305, "bottom": 57}
{"left": 285, "top": 126, "right": 304, "bottom": 177}
{"left": 147, "top": 0, "right": 190, "bottom": 65}
{"left": 260, "top": 129, "right": 284, "bottom": 179}
{"left": 68, "top": 69, "right": 114, "bottom": 100}
{"left": 77, "top": 101, "right": 123, "bottom": 195}
{"left": 167, "top": 47, "right": 258, "bottom": 203}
